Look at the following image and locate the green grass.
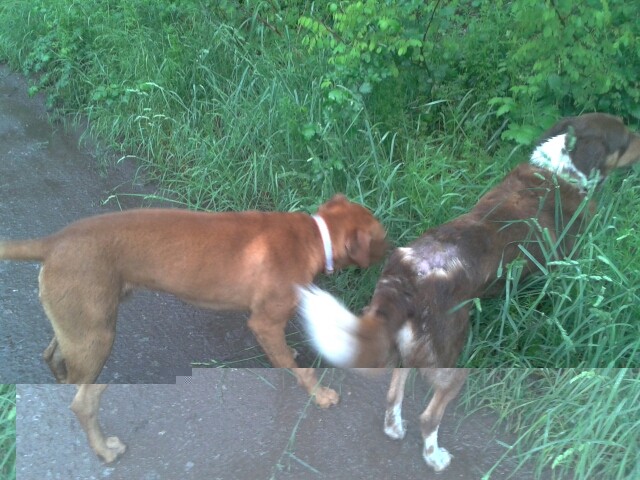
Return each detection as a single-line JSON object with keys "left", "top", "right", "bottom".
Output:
{"left": 0, "top": 384, "right": 16, "bottom": 480}
{"left": 462, "top": 171, "right": 640, "bottom": 368}
{"left": 465, "top": 368, "right": 640, "bottom": 480}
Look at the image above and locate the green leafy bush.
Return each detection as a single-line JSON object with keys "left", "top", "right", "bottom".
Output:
{"left": 298, "top": 1, "right": 512, "bottom": 135}
{"left": 491, "top": 0, "right": 640, "bottom": 144}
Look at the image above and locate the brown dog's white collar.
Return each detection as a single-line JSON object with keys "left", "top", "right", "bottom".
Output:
{"left": 312, "top": 214, "right": 334, "bottom": 274}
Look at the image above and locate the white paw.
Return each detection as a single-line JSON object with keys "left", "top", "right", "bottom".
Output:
{"left": 423, "top": 446, "right": 452, "bottom": 472}
{"left": 97, "top": 436, "right": 127, "bottom": 463}
{"left": 383, "top": 406, "right": 406, "bottom": 440}
{"left": 384, "top": 420, "right": 407, "bottom": 440}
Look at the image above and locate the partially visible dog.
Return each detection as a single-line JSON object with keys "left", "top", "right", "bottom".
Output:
{"left": 298, "top": 113, "right": 640, "bottom": 470}
{"left": 384, "top": 369, "right": 469, "bottom": 472}
{"left": 0, "top": 194, "right": 387, "bottom": 462}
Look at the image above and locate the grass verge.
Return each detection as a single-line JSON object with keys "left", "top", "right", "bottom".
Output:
{"left": 0, "top": 384, "right": 16, "bottom": 480}
{"left": 267, "top": 369, "right": 638, "bottom": 480}
{"left": 466, "top": 368, "right": 639, "bottom": 480}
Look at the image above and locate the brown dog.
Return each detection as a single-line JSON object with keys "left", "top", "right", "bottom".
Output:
{"left": 0, "top": 194, "right": 387, "bottom": 462}
{"left": 298, "top": 113, "right": 640, "bottom": 470}
{"left": 384, "top": 369, "right": 469, "bottom": 472}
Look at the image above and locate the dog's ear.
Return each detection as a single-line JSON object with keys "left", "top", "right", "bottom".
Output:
{"left": 346, "top": 230, "right": 373, "bottom": 268}
{"left": 571, "top": 136, "right": 609, "bottom": 176}
{"left": 327, "top": 193, "right": 348, "bottom": 205}
{"left": 317, "top": 193, "right": 349, "bottom": 213}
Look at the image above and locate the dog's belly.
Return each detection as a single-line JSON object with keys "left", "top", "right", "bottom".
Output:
{"left": 174, "top": 293, "right": 249, "bottom": 311}
{"left": 124, "top": 279, "right": 255, "bottom": 312}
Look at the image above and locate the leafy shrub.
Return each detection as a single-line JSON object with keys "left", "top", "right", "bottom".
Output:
{"left": 298, "top": 1, "right": 512, "bottom": 134}
{"left": 490, "top": 0, "right": 640, "bottom": 144}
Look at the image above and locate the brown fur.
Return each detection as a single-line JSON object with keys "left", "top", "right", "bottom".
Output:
{"left": 0, "top": 194, "right": 387, "bottom": 461}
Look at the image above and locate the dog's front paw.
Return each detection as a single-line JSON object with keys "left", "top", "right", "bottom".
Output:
{"left": 384, "top": 406, "right": 406, "bottom": 440}
{"left": 423, "top": 445, "right": 452, "bottom": 472}
{"left": 97, "top": 436, "right": 127, "bottom": 463}
{"left": 313, "top": 386, "right": 340, "bottom": 408}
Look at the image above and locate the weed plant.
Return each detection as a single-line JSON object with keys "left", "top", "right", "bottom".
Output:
{"left": 0, "top": 384, "right": 16, "bottom": 480}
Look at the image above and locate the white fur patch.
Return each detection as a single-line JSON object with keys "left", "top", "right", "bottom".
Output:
{"left": 432, "top": 257, "right": 464, "bottom": 277}
{"left": 530, "top": 133, "right": 590, "bottom": 189}
{"left": 297, "top": 285, "right": 359, "bottom": 367}
{"left": 384, "top": 403, "right": 406, "bottom": 440}
{"left": 396, "top": 322, "right": 415, "bottom": 360}
{"left": 530, "top": 134, "right": 570, "bottom": 170}
{"left": 398, "top": 246, "right": 414, "bottom": 261}
{"left": 423, "top": 427, "right": 452, "bottom": 472}
{"left": 399, "top": 246, "right": 463, "bottom": 279}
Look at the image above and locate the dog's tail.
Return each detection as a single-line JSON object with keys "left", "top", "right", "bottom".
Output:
{"left": 297, "top": 285, "right": 392, "bottom": 367}
{"left": 0, "top": 238, "right": 49, "bottom": 261}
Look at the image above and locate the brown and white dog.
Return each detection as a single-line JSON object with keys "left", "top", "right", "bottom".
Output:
{"left": 298, "top": 113, "right": 640, "bottom": 471}
{"left": 0, "top": 194, "right": 387, "bottom": 462}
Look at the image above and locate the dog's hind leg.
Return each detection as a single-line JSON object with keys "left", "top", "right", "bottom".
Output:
{"left": 39, "top": 266, "right": 118, "bottom": 384}
{"left": 43, "top": 337, "right": 67, "bottom": 382}
{"left": 418, "top": 368, "right": 469, "bottom": 472}
{"left": 41, "top": 304, "right": 117, "bottom": 384}
{"left": 71, "top": 384, "right": 126, "bottom": 463}
{"left": 384, "top": 368, "right": 410, "bottom": 439}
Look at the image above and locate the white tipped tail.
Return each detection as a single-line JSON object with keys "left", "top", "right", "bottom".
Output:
{"left": 297, "top": 285, "right": 360, "bottom": 367}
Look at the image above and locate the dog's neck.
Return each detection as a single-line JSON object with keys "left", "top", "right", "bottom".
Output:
{"left": 529, "top": 133, "right": 598, "bottom": 191}
{"left": 312, "top": 215, "right": 334, "bottom": 274}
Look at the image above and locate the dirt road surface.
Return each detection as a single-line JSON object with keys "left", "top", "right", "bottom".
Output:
{"left": 17, "top": 369, "right": 541, "bottom": 480}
